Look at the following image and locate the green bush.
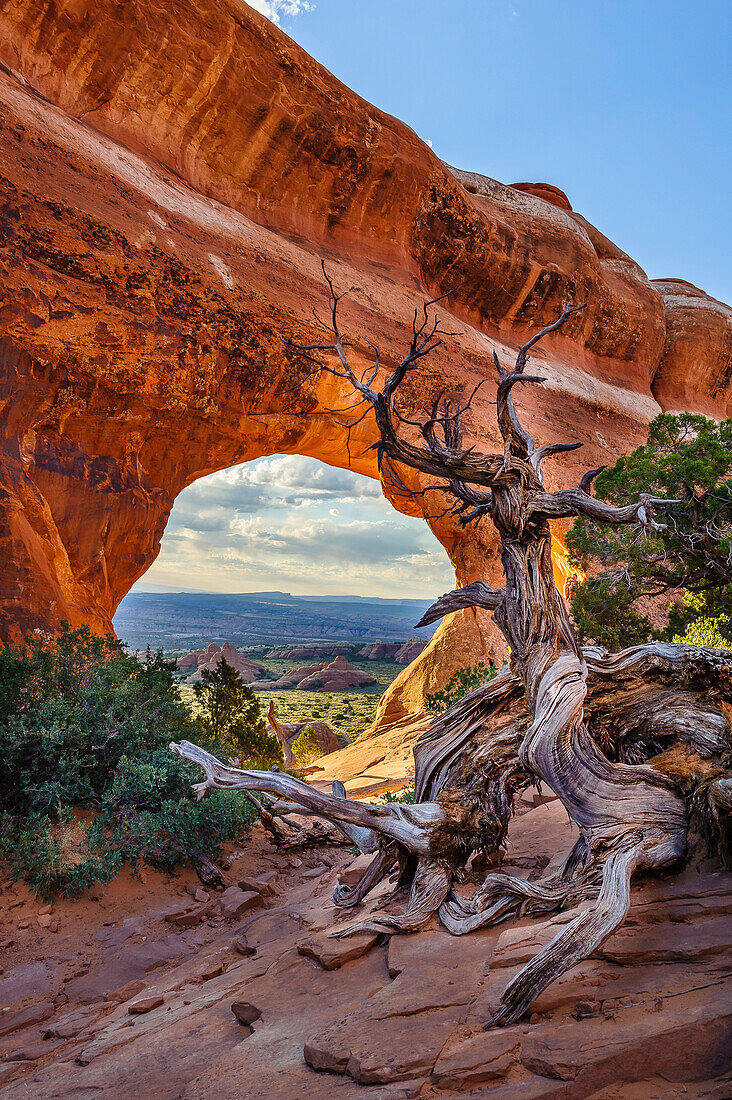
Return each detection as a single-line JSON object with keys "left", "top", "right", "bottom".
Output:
{"left": 670, "top": 592, "right": 730, "bottom": 648}
{"left": 0, "top": 625, "right": 256, "bottom": 898}
{"left": 426, "top": 662, "right": 497, "bottom": 713}
{"left": 567, "top": 413, "right": 732, "bottom": 648}
{"left": 291, "top": 724, "right": 321, "bottom": 766}
{"left": 193, "top": 657, "right": 283, "bottom": 768}
{"left": 382, "top": 785, "right": 415, "bottom": 804}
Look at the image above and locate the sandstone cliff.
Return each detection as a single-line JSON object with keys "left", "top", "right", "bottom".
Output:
{"left": 0, "top": 0, "right": 729, "bottom": 723}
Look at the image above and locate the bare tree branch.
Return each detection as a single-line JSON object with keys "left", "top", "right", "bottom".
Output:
{"left": 415, "top": 581, "right": 506, "bottom": 627}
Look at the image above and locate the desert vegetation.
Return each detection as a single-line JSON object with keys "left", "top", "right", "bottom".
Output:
{"left": 425, "top": 661, "right": 497, "bottom": 712}
{"left": 173, "top": 275, "right": 731, "bottom": 1029}
{"left": 0, "top": 627, "right": 265, "bottom": 899}
{"left": 567, "top": 412, "right": 732, "bottom": 649}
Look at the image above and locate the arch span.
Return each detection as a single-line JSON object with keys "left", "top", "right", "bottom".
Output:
{"left": 0, "top": 0, "right": 729, "bottom": 726}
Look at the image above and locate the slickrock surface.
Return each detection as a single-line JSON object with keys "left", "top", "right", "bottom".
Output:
{"left": 0, "top": 799, "right": 728, "bottom": 1098}
{"left": 0, "top": 1, "right": 730, "bottom": 725}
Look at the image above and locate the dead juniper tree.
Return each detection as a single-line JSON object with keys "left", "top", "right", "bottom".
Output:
{"left": 172, "top": 270, "right": 731, "bottom": 1027}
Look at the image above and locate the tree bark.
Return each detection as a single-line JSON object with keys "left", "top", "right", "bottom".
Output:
{"left": 172, "top": 285, "right": 731, "bottom": 1026}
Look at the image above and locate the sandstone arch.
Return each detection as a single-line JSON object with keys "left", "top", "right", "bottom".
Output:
{"left": 0, "top": 0, "right": 730, "bottom": 720}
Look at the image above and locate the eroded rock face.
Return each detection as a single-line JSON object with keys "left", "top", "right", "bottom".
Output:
{"left": 178, "top": 643, "right": 266, "bottom": 683}
{"left": 295, "top": 655, "right": 377, "bottom": 691}
{"left": 0, "top": 0, "right": 729, "bottom": 722}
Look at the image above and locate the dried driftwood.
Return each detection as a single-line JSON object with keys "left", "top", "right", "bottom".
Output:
{"left": 172, "top": 274, "right": 731, "bottom": 1026}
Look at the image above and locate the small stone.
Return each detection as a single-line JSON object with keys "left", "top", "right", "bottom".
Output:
{"left": 38, "top": 904, "right": 53, "bottom": 916}
{"left": 237, "top": 871, "right": 276, "bottom": 897}
{"left": 298, "top": 932, "right": 378, "bottom": 971}
{"left": 233, "top": 937, "right": 256, "bottom": 956}
{"left": 199, "top": 960, "right": 224, "bottom": 981}
{"left": 17, "top": 921, "right": 30, "bottom": 930}
{"left": 231, "top": 1002, "right": 261, "bottom": 1027}
{"left": 37, "top": 913, "right": 53, "bottom": 928}
{"left": 165, "top": 902, "right": 211, "bottom": 928}
{"left": 105, "top": 979, "right": 147, "bottom": 1004}
{"left": 128, "top": 995, "right": 164, "bottom": 1015}
{"left": 530, "top": 1012, "right": 540, "bottom": 1025}
{"left": 218, "top": 887, "right": 260, "bottom": 920}
{"left": 48, "top": 920, "right": 59, "bottom": 933}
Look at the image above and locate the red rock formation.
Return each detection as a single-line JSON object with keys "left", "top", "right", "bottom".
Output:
{"left": 178, "top": 642, "right": 266, "bottom": 683}
{"left": 359, "top": 643, "right": 400, "bottom": 660}
{"left": 0, "top": 0, "right": 729, "bottom": 722}
{"left": 295, "top": 656, "right": 377, "bottom": 692}
{"left": 252, "top": 663, "right": 327, "bottom": 690}
{"left": 394, "top": 640, "right": 427, "bottom": 665}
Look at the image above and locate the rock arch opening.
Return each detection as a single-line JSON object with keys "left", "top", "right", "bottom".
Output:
{"left": 120, "top": 454, "right": 454, "bottom": 605}
{"left": 112, "top": 451, "right": 487, "bottom": 724}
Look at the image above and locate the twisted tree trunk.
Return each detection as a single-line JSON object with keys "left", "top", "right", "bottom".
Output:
{"left": 172, "top": 278, "right": 731, "bottom": 1026}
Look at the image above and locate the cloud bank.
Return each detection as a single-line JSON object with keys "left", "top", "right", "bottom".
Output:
{"left": 138, "top": 455, "right": 453, "bottom": 598}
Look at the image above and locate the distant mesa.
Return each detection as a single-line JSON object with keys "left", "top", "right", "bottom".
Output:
{"left": 295, "top": 656, "right": 378, "bottom": 692}
{"left": 178, "top": 642, "right": 266, "bottom": 684}
{"left": 251, "top": 655, "right": 378, "bottom": 693}
{"left": 359, "top": 640, "right": 427, "bottom": 664}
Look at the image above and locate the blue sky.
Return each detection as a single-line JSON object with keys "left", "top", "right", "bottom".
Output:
{"left": 133, "top": 0, "right": 730, "bottom": 600}
{"left": 268, "top": 0, "right": 731, "bottom": 305}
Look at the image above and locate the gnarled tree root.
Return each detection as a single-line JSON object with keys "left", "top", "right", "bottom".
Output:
{"left": 171, "top": 642, "right": 729, "bottom": 1027}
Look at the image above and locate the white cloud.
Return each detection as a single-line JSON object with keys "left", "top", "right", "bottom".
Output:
{"left": 138, "top": 453, "right": 454, "bottom": 598}
{"left": 242, "top": 454, "right": 381, "bottom": 498}
{"left": 247, "top": 1, "right": 314, "bottom": 25}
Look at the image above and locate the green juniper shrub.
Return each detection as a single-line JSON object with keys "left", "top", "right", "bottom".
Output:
{"left": 426, "top": 662, "right": 497, "bottom": 713}
{"left": 567, "top": 413, "right": 732, "bottom": 649}
{"left": 291, "top": 724, "right": 322, "bottom": 766}
{"left": 568, "top": 577, "right": 654, "bottom": 650}
{"left": 670, "top": 592, "right": 731, "bottom": 648}
{"left": 382, "top": 785, "right": 416, "bottom": 805}
{"left": 193, "top": 657, "right": 283, "bottom": 768}
{"left": 0, "top": 625, "right": 256, "bottom": 899}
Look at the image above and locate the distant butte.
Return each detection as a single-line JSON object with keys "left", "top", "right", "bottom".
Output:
{"left": 0, "top": 0, "right": 729, "bottom": 725}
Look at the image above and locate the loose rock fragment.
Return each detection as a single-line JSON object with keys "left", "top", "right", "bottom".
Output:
{"left": 231, "top": 1002, "right": 262, "bottom": 1026}
{"left": 218, "top": 887, "right": 261, "bottom": 920}
{"left": 298, "top": 932, "right": 379, "bottom": 971}
{"left": 128, "top": 995, "right": 164, "bottom": 1015}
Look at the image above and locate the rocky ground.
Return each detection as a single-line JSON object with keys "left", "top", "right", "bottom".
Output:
{"left": 1, "top": 796, "right": 729, "bottom": 1099}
